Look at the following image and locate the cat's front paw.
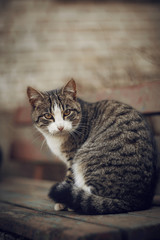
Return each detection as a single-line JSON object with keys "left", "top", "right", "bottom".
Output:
{"left": 48, "top": 181, "right": 71, "bottom": 203}
{"left": 54, "top": 203, "right": 66, "bottom": 211}
{"left": 48, "top": 183, "right": 60, "bottom": 201}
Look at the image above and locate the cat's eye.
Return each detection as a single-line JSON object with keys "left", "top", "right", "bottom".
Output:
{"left": 44, "top": 113, "right": 53, "bottom": 119}
{"left": 64, "top": 109, "right": 71, "bottom": 117}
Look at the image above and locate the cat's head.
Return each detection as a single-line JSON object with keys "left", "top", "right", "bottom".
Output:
{"left": 27, "top": 79, "right": 82, "bottom": 136}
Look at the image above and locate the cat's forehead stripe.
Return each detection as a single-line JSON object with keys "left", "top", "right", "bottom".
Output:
{"left": 48, "top": 92, "right": 64, "bottom": 112}
{"left": 48, "top": 95, "right": 53, "bottom": 114}
{"left": 56, "top": 92, "right": 64, "bottom": 110}
{"left": 47, "top": 93, "right": 59, "bottom": 113}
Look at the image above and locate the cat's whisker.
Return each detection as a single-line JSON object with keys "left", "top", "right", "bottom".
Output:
{"left": 31, "top": 135, "right": 42, "bottom": 144}
{"left": 40, "top": 138, "right": 46, "bottom": 151}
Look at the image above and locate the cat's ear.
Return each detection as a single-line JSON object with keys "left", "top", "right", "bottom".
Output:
{"left": 27, "top": 87, "right": 44, "bottom": 107}
{"left": 62, "top": 79, "right": 77, "bottom": 100}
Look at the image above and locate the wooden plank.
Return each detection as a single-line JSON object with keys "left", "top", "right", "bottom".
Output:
{"left": 0, "top": 202, "right": 120, "bottom": 240}
{"left": 0, "top": 178, "right": 160, "bottom": 240}
{"left": 1, "top": 177, "right": 54, "bottom": 188}
{"left": 129, "top": 207, "right": 160, "bottom": 219}
{"left": 0, "top": 178, "right": 54, "bottom": 212}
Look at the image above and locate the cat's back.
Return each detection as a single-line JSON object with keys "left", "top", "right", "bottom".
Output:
{"left": 76, "top": 98, "right": 157, "bottom": 205}
{"left": 85, "top": 99, "right": 151, "bottom": 139}
{"left": 78, "top": 98, "right": 156, "bottom": 167}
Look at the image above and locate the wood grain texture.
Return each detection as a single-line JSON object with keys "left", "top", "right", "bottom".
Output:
{"left": 0, "top": 178, "right": 160, "bottom": 240}
{"left": 0, "top": 203, "right": 119, "bottom": 240}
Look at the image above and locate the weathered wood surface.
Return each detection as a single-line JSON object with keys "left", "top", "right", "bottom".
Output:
{"left": 0, "top": 178, "right": 160, "bottom": 240}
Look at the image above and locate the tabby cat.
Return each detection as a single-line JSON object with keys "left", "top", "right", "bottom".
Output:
{"left": 27, "top": 79, "right": 157, "bottom": 214}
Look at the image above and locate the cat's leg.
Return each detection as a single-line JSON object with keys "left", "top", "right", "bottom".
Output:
{"left": 65, "top": 167, "right": 74, "bottom": 183}
{"left": 49, "top": 161, "right": 74, "bottom": 211}
{"left": 64, "top": 158, "right": 75, "bottom": 183}
{"left": 49, "top": 182, "right": 67, "bottom": 211}
{"left": 49, "top": 181, "right": 73, "bottom": 212}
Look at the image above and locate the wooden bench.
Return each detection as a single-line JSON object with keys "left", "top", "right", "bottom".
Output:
{"left": 0, "top": 177, "right": 160, "bottom": 240}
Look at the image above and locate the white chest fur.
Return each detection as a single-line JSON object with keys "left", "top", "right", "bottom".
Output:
{"left": 45, "top": 134, "right": 67, "bottom": 164}
{"left": 72, "top": 162, "right": 91, "bottom": 193}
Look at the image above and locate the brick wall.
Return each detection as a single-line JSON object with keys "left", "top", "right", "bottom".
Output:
{"left": 0, "top": 0, "right": 160, "bottom": 110}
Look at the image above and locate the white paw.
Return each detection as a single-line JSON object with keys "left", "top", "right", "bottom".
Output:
{"left": 54, "top": 203, "right": 66, "bottom": 211}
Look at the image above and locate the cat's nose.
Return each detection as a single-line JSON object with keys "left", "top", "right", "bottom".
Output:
{"left": 58, "top": 126, "right": 64, "bottom": 131}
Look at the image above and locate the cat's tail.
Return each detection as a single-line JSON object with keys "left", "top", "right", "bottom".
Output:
{"left": 48, "top": 182, "right": 141, "bottom": 215}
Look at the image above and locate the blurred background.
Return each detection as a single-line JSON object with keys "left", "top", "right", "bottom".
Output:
{"left": 0, "top": 0, "right": 160, "bottom": 192}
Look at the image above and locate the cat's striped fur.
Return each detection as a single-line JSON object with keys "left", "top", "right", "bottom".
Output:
{"left": 27, "top": 79, "right": 157, "bottom": 214}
